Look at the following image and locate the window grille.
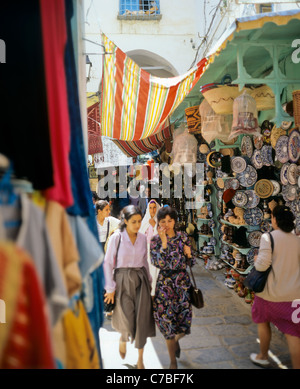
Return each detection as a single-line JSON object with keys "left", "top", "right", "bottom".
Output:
{"left": 119, "top": 0, "right": 160, "bottom": 19}
{"left": 256, "top": 3, "right": 273, "bottom": 13}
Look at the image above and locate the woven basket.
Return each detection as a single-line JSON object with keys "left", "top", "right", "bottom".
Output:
{"left": 292, "top": 90, "right": 300, "bottom": 127}
{"left": 202, "top": 85, "right": 250, "bottom": 115}
{"left": 249, "top": 85, "right": 275, "bottom": 111}
{"left": 185, "top": 105, "right": 201, "bottom": 134}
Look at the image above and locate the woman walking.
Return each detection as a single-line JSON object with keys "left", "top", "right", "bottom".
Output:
{"left": 103, "top": 205, "right": 155, "bottom": 369}
{"left": 139, "top": 199, "right": 161, "bottom": 297}
{"left": 96, "top": 200, "right": 120, "bottom": 252}
{"left": 150, "top": 206, "right": 196, "bottom": 369}
{"left": 250, "top": 205, "right": 300, "bottom": 369}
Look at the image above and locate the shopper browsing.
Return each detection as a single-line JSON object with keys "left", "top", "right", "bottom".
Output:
{"left": 96, "top": 200, "right": 120, "bottom": 252}
{"left": 250, "top": 205, "right": 300, "bottom": 369}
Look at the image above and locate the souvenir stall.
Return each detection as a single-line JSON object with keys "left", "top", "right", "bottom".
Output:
{"left": 0, "top": 1, "right": 104, "bottom": 369}
{"left": 176, "top": 10, "right": 300, "bottom": 306}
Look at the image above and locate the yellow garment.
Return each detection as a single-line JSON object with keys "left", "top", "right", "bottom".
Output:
{"left": 62, "top": 300, "right": 100, "bottom": 369}
{"left": 45, "top": 200, "right": 81, "bottom": 297}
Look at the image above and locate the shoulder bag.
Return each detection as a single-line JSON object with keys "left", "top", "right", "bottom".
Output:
{"left": 244, "top": 232, "right": 274, "bottom": 293}
{"left": 103, "top": 233, "right": 121, "bottom": 313}
{"left": 187, "top": 258, "right": 204, "bottom": 309}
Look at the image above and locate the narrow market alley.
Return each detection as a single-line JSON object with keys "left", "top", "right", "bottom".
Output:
{"left": 100, "top": 257, "right": 292, "bottom": 370}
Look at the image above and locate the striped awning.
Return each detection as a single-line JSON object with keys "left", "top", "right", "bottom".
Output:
{"left": 112, "top": 121, "right": 173, "bottom": 157}
{"left": 100, "top": 33, "right": 208, "bottom": 141}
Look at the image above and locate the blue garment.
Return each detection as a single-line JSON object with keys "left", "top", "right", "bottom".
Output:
{"left": 64, "top": 0, "right": 104, "bottom": 363}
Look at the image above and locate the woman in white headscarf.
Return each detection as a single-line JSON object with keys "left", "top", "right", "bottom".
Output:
{"left": 140, "top": 199, "right": 161, "bottom": 297}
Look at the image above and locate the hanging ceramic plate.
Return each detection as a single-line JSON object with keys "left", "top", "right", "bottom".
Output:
{"left": 232, "top": 191, "right": 248, "bottom": 207}
{"left": 236, "top": 165, "right": 258, "bottom": 188}
{"left": 275, "top": 135, "right": 289, "bottom": 163}
{"left": 280, "top": 163, "right": 290, "bottom": 186}
{"left": 254, "top": 179, "right": 274, "bottom": 199}
{"left": 260, "top": 220, "right": 272, "bottom": 233}
{"left": 287, "top": 163, "right": 298, "bottom": 185}
{"left": 231, "top": 156, "right": 247, "bottom": 174}
{"left": 270, "top": 180, "right": 281, "bottom": 196}
{"left": 244, "top": 189, "right": 260, "bottom": 208}
{"left": 241, "top": 135, "right": 253, "bottom": 158}
{"left": 244, "top": 207, "right": 264, "bottom": 226}
{"left": 251, "top": 149, "right": 263, "bottom": 169}
{"left": 247, "top": 248, "right": 259, "bottom": 266}
{"left": 288, "top": 129, "right": 300, "bottom": 163}
{"left": 230, "top": 178, "right": 240, "bottom": 190}
{"left": 253, "top": 134, "right": 264, "bottom": 150}
{"left": 248, "top": 230, "right": 262, "bottom": 247}
{"left": 216, "top": 178, "right": 225, "bottom": 190}
{"left": 261, "top": 145, "right": 273, "bottom": 166}
{"left": 270, "top": 126, "right": 286, "bottom": 149}
{"left": 282, "top": 184, "right": 298, "bottom": 201}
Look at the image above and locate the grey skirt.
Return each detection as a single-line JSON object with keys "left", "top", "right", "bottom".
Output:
{"left": 112, "top": 267, "right": 156, "bottom": 349}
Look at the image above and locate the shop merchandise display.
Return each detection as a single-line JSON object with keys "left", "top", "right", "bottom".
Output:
{"left": 195, "top": 86, "right": 300, "bottom": 306}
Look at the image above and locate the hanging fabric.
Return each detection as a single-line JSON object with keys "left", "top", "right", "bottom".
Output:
{"left": 40, "top": 0, "right": 73, "bottom": 208}
{"left": 0, "top": 1, "right": 54, "bottom": 190}
{"left": 101, "top": 33, "right": 208, "bottom": 141}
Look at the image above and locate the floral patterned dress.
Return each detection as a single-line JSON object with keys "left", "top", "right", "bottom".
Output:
{"left": 150, "top": 231, "right": 196, "bottom": 339}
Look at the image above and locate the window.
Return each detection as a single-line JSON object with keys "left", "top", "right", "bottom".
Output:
{"left": 255, "top": 3, "right": 273, "bottom": 13}
{"left": 119, "top": 0, "right": 161, "bottom": 19}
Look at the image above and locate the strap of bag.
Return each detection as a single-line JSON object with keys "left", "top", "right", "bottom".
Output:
{"left": 105, "top": 219, "right": 110, "bottom": 243}
{"left": 113, "top": 233, "right": 121, "bottom": 269}
{"left": 268, "top": 232, "right": 274, "bottom": 253}
{"left": 187, "top": 257, "right": 197, "bottom": 289}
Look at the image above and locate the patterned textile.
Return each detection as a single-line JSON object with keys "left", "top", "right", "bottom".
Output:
{"left": 88, "top": 101, "right": 103, "bottom": 155}
{"left": 101, "top": 33, "right": 208, "bottom": 141}
{"left": 150, "top": 232, "right": 196, "bottom": 339}
{"left": 252, "top": 296, "right": 300, "bottom": 338}
{"left": 113, "top": 122, "right": 173, "bottom": 157}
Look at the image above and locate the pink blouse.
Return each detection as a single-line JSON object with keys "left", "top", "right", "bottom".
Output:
{"left": 103, "top": 229, "right": 152, "bottom": 293}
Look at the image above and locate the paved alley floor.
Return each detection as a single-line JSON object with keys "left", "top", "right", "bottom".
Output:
{"left": 99, "top": 258, "right": 292, "bottom": 370}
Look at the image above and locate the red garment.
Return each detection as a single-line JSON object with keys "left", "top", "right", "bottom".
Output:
{"left": 40, "top": 0, "right": 73, "bottom": 208}
{"left": 0, "top": 244, "right": 55, "bottom": 369}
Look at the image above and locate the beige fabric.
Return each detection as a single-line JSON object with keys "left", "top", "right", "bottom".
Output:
{"left": 45, "top": 200, "right": 81, "bottom": 297}
{"left": 255, "top": 230, "right": 300, "bottom": 302}
{"left": 112, "top": 267, "right": 155, "bottom": 349}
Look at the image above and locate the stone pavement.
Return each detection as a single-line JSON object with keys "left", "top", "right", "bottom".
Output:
{"left": 100, "top": 258, "right": 293, "bottom": 370}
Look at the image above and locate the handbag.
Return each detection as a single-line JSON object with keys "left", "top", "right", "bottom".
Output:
{"left": 103, "top": 233, "right": 121, "bottom": 313}
{"left": 187, "top": 258, "right": 204, "bottom": 309}
{"left": 244, "top": 232, "right": 274, "bottom": 293}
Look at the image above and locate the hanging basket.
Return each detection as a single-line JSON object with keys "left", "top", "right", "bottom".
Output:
{"left": 185, "top": 105, "right": 201, "bottom": 134}
{"left": 249, "top": 85, "right": 275, "bottom": 111}
{"left": 292, "top": 90, "right": 300, "bottom": 127}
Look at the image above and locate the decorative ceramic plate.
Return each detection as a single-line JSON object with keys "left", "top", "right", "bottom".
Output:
{"left": 288, "top": 129, "right": 300, "bottom": 163}
{"left": 298, "top": 176, "right": 300, "bottom": 189}
{"left": 253, "top": 135, "right": 264, "bottom": 150}
{"left": 230, "top": 178, "right": 240, "bottom": 190}
{"left": 236, "top": 165, "right": 258, "bottom": 188}
{"left": 260, "top": 220, "right": 272, "bottom": 233}
{"left": 247, "top": 248, "right": 259, "bottom": 266}
{"left": 241, "top": 135, "right": 253, "bottom": 158}
{"left": 216, "top": 178, "right": 225, "bottom": 190}
{"left": 251, "top": 149, "right": 263, "bottom": 169}
{"left": 254, "top": 179, "right": 274, "bottom": 199}
{"left": 261, "top": 145, "right": 273, "bottom": 166}
{"left": 210, "top": 237, "right": 217, "bottom": 246}
{"left": 232, "top": 191, "right": 248, "bottom": 207}
{"left": 270, "top": 127, "right": 286, "bottom": 149}
{"left": 282, "top": 184, "right": 298, "bottom": 201}
{"left": 244, "top": 190, "right": 260, "bottom": 208}
{"left": 275, "top": 135, "right": 289, "bottom": 163}
{"left": 248, "top": 230, "right": 263, "bottom": 247}
{"left": 231, "top": 156, "right": 247, "bottom": 173}
{"left": 280, "top": 162, "right": 290, "bottom": 186}
{"left": 270, "top": 180, "right": 281, "bottom": 196}
{"left": 287, "top": 163, "right": 298, "bottom": 185}
{"left": 244, "top": 207, "right": 264, "bottom": 226}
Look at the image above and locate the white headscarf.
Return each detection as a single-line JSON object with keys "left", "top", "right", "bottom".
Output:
{"left": 139, "top": 199, "right": 161, "bottom": 235}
